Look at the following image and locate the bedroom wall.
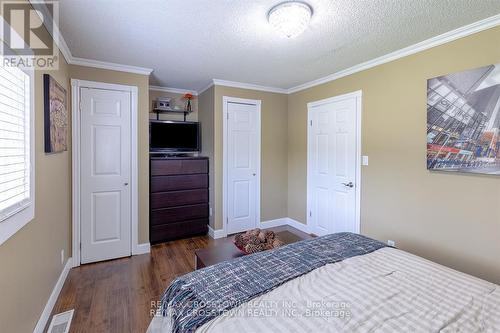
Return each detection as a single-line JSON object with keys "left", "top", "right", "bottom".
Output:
{"left": 0, "top": 63, "right": 150, "bottom": 332}
{"left": 212, "top": 86, "right": 288, "bottom": 230}
{"left": 69, "top": 65, "right": 150, "bottom": 244}
{"left": 198, "top": 86, "right": 215, "bottom": 228}
{"left": 287, "top": 26, "right": 500, "bottom": 283}
{"left": 149, "top": 89, "right": 198, "bottom": 121}
{"left": 0, "top": 52, "right": 72, "bottom": 333}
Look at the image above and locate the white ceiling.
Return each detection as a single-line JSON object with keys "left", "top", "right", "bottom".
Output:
{"left": 59, "top": 0, "right": 500, "bottom": 91}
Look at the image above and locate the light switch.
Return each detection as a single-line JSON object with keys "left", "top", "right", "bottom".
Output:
{"left": 362, "top": 156, "right": 369, "bottom": 166}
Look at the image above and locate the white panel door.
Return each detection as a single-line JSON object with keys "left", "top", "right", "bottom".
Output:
{"left": 308, "top": 96, "right": 358, "bottom": 236}
{"left": 80, "top": 87, "right": 131, "bottom": 264}
{"left": 226, "top": 101, "right": 259, "bottom": 234}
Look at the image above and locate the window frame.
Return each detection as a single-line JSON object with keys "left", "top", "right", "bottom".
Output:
{"left": 0, "top": 43, "right": 36, "bottom": 246}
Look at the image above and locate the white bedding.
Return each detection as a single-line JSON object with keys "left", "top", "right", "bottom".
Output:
{"left": 148, "top": 247, "right": 500, "bottom": 332}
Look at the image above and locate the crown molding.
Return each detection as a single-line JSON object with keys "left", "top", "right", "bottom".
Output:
{"left": 287, "top": 13, "right": 500, "bottom": 94}
{"left": 55, "top": 31, "right": 73, "bottom": 65}
{"left": 208, "top": 14, "right": 500, "bottom": 95}
{"left": 149, "top": 85, "right": 197, "bottom": 95}
{"left": 197, "top": 81, "right": 215, "bottom": 95}
{"left": 212, "top": 79, "right": 288, "bottom": 94}
{"left": 70, "top": 57, "right": 153, "bottom": 75}
{"left": 29, "top": 1, "right": 153, "bottom": 76}
{"left": 30, "top": 2, "right": 500, "bottom": 93}
{"left": 198, "top": 78, "right": 287, "bottom": 95}
{"left": 29, "top": 1, "right": 69, "bottom": 61}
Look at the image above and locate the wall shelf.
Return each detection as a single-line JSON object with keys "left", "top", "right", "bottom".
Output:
{"left": 152, "top": 108, "right": 192, "bottom": 121}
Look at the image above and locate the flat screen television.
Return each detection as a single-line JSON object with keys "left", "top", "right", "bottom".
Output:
{"left": 149, "top": 120, "right": 201, "bottom": 152}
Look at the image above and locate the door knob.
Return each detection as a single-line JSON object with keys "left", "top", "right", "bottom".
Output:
{"left": 342, "top": 182, "right": 354, "bottom": 188}
{"left": 124, "top": 182, "right": 129, "bottom": 186}
{"left": 252, "top": 173, "right": 256, "bottom": 176}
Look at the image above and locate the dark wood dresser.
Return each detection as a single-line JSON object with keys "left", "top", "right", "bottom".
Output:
{"left": 150, "top": 156, "right": 209, "bottom": 244}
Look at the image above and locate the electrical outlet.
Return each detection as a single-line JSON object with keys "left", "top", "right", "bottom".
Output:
{"left": 387, "top": 240, "right": 396, "bottom": 247}
{"left": 61, "top": 249, "right": 64, "bottom": 264}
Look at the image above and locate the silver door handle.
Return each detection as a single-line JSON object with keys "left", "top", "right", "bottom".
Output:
{"left": 342, "top": 182, "right": 354, "bottom": 188}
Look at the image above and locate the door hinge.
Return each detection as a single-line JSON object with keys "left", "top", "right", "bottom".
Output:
{"left": 310, "top": 120, "right": 312, "bottom": 126}
{"left": 226, "top": 112, "right": 229, "bottom": 120}
{"left": 226, "top": 217, "right": 229, "bottom": 224}
{"left": 309, "top": 211, "right": 312, "bottom": 217}
{"left": 79, "top": 242, "right": 81, "bottom": 250}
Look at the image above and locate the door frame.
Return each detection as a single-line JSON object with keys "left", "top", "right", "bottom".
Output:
{"left": 71, "top": 79, "right": 139, "bottom": 267}
{"left": 222, "top": 96, "right": 262, "bottom": 236}
{"left": 306, "top": 90, "right": 362, "bottom": 235}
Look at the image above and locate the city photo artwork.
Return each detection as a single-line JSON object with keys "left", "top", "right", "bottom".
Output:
{"left": 427, "top": 63, "right": 500, "bottom": 175}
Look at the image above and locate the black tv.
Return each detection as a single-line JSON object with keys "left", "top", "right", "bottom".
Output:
{"left": 149, "top": 120, "right": 201, "bottom": 152}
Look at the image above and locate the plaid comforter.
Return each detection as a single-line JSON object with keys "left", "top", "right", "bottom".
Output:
{"left": 160, "top": 232, "right": 386, "bottom": 333}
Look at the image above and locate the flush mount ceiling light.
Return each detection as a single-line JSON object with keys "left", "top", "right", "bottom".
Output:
{"left": 268, "top": 1, "right": 313, "bottom": 38}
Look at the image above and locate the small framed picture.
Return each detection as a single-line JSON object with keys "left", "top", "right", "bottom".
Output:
{"left": 43, "top": 74, "right": 68, "bottom": 153}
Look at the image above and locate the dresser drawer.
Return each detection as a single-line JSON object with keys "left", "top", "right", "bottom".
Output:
{"left": 150, "top": 219, "right": 208, "bottom": 243}
{"left": 151, "top": 174, "right": 208, "bottom": 192}
{"left": 151, "top": 159, "right": 208, "bottom": 176}
{"left": 151, "top": 189, "right": 208, "bottom": 209}
{"left": 151, "top": 203, "right": 208, "bottom": 225}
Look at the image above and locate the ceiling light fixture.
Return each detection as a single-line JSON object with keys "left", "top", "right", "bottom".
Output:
{"left": 268, "top": 1, "right": 313, "bottom": 38}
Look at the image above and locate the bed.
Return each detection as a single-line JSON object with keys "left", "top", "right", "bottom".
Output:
{"left": 148, "top": 233, "right": 500, "bottom": 333}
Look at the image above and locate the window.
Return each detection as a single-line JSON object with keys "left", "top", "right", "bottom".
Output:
{"left": 0, "top": 62, "right": 34, "bottom": 245}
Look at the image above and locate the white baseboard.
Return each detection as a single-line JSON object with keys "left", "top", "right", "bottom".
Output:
{"left": 33, "top": 257, "right": 73, "bottom": 333}
{"left": 209, "top": 218, "right": 309, "bottom": 240}
{"left": 286, "top": 218, "right": 310, "bottom": 234}
{"left": 208, "top": 226, "right": 226, "bottom": 239}
{"left": 261, "top": 217, "right": 310, "bottom": 233}
{"left": 133, "top": 243, "right": 151, "bottom": 255}
{"left": 259, "top": 218, "right": 289, "bottom": 228}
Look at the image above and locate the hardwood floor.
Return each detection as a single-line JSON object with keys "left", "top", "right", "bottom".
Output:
{"left": 47, "top": 235, "right": 213, "bottom": 333}
{"left": 47, "top": 226, "right": 310, "bottom": 333}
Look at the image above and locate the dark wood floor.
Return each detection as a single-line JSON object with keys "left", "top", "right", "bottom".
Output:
{"left": 47, "top": 225, "right": 309, "bottom": 333}
{"left": 47, "top": 235, "right": 213, "bottom": 333}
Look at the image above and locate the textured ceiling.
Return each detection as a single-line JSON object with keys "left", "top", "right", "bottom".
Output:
{"left": 59, "top": 0, "right": 500, "bottom": 91}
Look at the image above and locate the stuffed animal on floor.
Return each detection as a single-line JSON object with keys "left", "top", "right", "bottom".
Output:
{"left": 234, "top": 228, "right": 285, "bottom": 254}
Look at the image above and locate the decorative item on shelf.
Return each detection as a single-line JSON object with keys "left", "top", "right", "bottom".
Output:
{"left": 152, "top": 96, "right": 190, "bottom": 121}
{"left": 43, "top": 74, "right": 68, "bottom": 153}
{"left": 183, "top": 93, "right": 194, "bottom": 112}
{"left": 152, "top": 97, "right": 172, "bottom": 111}
{"left": 233, "top": 228, "right": 285, "bottom": 254}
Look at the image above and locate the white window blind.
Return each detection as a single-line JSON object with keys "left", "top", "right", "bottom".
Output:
{"left": 0, "top": 65, "right": 31, "bottom": 222}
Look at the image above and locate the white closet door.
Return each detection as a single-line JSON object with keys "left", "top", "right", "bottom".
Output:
{"left": 226, "top": 101, "right": 259, "bottom": 234}
{"left": 308, "top": 96, "right": 358, "bottom": 236}
{"left": 80, "top": 87, "right": 132, "bottom": 264}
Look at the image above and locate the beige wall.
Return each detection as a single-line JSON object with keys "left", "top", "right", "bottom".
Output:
{"left": 70, "top": 66, "right": 150, "bottom": 243}
{"left": 0, "top": 51, "right": 71, "bottom": 332}
{"left": 198, "top": 86, "right": 215, "bottom": 227}
{"left": 288, "top": 26, "right": 500, "bottom": 283}
{"left": 150, "top": 85, "right": 289, "bottom": 231}
{"left": 1, "top": 11, "right": 499, "bottom": 333}
{"left": 212, "top": 86, "right": 288, "bottom": 230}
{"left": 0, "top": 61, "right": 151, "bottom": 333}
{"left": 149, "top": 89, "right": 198, "bottom": 122}
{"left": 0, "top": 58, "right": 150, "bottom": 333}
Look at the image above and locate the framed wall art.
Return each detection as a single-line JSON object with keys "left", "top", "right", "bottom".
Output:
{"left": 427, "top": 64, "right": 500, "bottom": 175}
{"left": 43, "top": 74, "right": 67, "bottom": 153}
